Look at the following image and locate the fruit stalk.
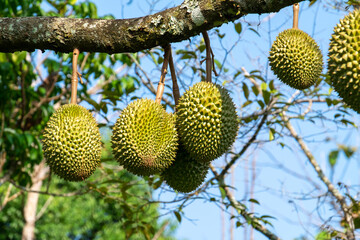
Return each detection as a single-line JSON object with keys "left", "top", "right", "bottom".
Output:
{"left": 169, "top": 48, "right": 180, "bottom": 109}
{"left": 293, "top": 3, "right": 299, "bottom": 29}
{"left": 70, "top": 48, "right": 80, "bottom": 104}
{"left": 155, "top": 45, "right": 171, "bottom": 104}
{"left": 202, "top": 31, "right": 212, "bottom": 83}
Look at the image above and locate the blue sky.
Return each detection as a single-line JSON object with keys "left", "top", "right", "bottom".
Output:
{"left": 46, "top": 1, "right": 360, "bottom": 239}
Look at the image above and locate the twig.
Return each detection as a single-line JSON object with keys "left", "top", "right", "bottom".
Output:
{"left": 155, "top": 45, "right": 171, "bottom": 104}
{"left": 80, "top": 52, "right": 90, "bottom": 72}
{"left": 36, "top": 196, "right": 54, "bottom": 220}
{"left": 0, "top": 184, "right": 23, "bottom": 211}
{"left": 210, "top": 48, "right": 219, "bottom": 77}
{"left": 21, "top": 74, "right": 59, "bottom": 127}
{"left": 210, "top": 165, "right": 281, "bottom": 240}
{"left": 151, "top": 220, "right": 169, "bottom": 240}
{"left": 218, "top": 98, "right": 277, "bottom": 178}
{"left": 70, "top": 48, "right": 80, "bottom": 104}
{"left": 9, "top": 180, "right": 90, "bottom": 197}
{"left": 281, "top": 112, "right": 355, "bottom": 239}
{"left": 168, "top": 47, "right": 180, "bottom": 108}
{"left": 202, "top": 31, "right": 212, "bottom": 83}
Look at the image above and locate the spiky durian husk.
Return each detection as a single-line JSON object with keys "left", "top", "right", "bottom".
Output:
{"left": 162, "top": 146, "right": 209, "bottom": 193}
{"left": 269, "top": 28, "right": 323, "bottom": 90}
{"left": 111, "top": 99, "right": 178, "bottom": 176}
{"left": 42, "top": 104, "right": 101, "bottom": 182}
{"left": 176, "top": 82, "right": 238, "bottom": 162}
{"left": 328, "top": 9, "right": 360, "bottom": 113}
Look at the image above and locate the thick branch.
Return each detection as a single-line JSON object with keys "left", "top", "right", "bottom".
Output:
{"left": 0, "top": 0, "right": 303, "bottom": 54}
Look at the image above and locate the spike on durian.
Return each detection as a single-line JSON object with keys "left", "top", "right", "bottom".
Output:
{"left": 42, "top": 104, "right": 102, "bottom": 181}
{"left": 176, "top": 82, "right": 239, "bottom": 162}
{"left": 269, "top": 28, "right": 323, "bottom": 90}
{"left": 328, "top": 9, "right": 360, "bottom": 113}
{"left": 111, "top": 98, "right": 178, "bottom": 176}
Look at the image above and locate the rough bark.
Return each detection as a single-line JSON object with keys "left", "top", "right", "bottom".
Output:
{"left": 22, "top": 161, "right": 49, "bottom": 240}
{"left": 0, "top": 0, "right": 303, "bottom": 54}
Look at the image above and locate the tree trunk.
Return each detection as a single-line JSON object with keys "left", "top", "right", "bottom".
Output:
{"left": 22, "top": 161, "right": 49, "bottom": 240}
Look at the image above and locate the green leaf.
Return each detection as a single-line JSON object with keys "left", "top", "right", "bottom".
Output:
{"left": 328, "top": 150, "right": 339, "bottom": 167}
{"left": 234, "top": 22, "right": 242, "bottom": 34}
{"left": 315, "top": 231, "right": 331, "bottom": 240}
{"left": 174, "top": 211, "right": 182, "bottom": 223}
{"left": 242, "top": 83, "right": 249, "bottom": 99}
{"left": 220, "top": 187, "right": 226, "bottom": 200}
{"left": 269, "top": 128, "right": 275, "bottom": 141}
{"left": 248, "top": 198, "right": 260, "bottom": 205}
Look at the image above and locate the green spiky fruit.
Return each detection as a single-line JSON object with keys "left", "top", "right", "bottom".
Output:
{"left": 176, "top": 82, "right": 238, "bottom": 162}
{"left": 111, "top": 99, "right": 178, "bottom": 176}
{"left": 42, "top": 104, "right": 101, "bottom": 181}
{"left": 328, "top": 9, "right": 360, "bottom": 113}
{"left": 162, "top": 146, "right": 209, "bottom": 193}
{"left": 269, "top": 28, "right": 323, "bottom": 90}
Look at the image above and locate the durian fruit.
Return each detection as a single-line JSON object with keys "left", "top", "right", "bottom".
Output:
{"left": 269, "top": 28, "right": 323, "bottom": 90}
{"left": 176, "top": 82, "right": 238, "bottom": 162}
{"left": 328, "top": 9, "right": 360, "bottom": 113}
{"left": 42, "top": 104, "right": 101, "bottom": 181}
{"left": 162, "top": 146, "right": 209, "bottom": 193}
{"left": 111, "top": 98, "right": 178, "bottom": 176}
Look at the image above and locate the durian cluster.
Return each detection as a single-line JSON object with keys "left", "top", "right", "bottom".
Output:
{"left": 111, "top": 82, "right": 239, "bottom": 193}
{"left": 42, "top": 82, "right": 239, "bottom": 193}
{"left": 269, "top": 9, "right": 360, "bottom": 113}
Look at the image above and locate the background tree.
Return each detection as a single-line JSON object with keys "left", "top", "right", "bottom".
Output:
{"left": 0, "top": 0, "right": 359, "bottom": 240}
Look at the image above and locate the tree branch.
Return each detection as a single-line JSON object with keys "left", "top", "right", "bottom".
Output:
{"left": 0, "top": 0, "right": 303, "bottom": 54}
{"left": 210, "top": 165, "right": 280, "bottom": 240}
{"left": 281, "top": 112, "right": 355, "bottom": 239}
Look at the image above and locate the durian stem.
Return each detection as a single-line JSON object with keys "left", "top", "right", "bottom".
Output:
{"left": 202, "top": 31, "right": 212, "bottom": 83}
{"left": 292, "top": 3, "right": 299, "bottom": 29}
{"left": 155, "top": 45, "right": 171, "bottom": 104}
{"left": 169, "top": 48, "right": 180, "bottom": 109}
{"left": 70, "top": 48, "right": 80, "bottom": 104}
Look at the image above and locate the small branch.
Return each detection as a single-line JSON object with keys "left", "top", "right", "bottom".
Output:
{"left": 202, "top": 31, "right": 212, "bottom": 83}
{"left": 210, "top": 165, "right": 280, "bottom": 240}
{"left": 281, "top": 112, "right": 355, "bottom": 238}
{"left": 80, "top": 52, "right": 90, "bottom": 72}
{"left": 155, "top": 45, "right": 171, "bottom": 104}
{"left": 0, "top": 184, "right": 23, "bottom": 211}
{"left": 20, "top": 63, "right": 27, "bottom": 124}
{"left": 70, "top": 48, "right": 80, "bottom": 104}
{"left": 151, "top": 220, "right": 169, "bottom": 240}
{"left": 293, "top": 3, "right": 299, "bottom": 29}
{"left": 9, "top": 180, "right": 90, "bottom": 197}
{"left": 218, "top": 98, "right": 277, "bottom": 178}
{"left": 36, "top": 196, "right": 54, "bottom": 221}
{"left": 169, "top": 48, "right": 180, "bottom": 108}
{"left": 211, "top": 49, "right": 219, "bottom": 77}
{"left": 21, "top": 74, "right": 59, "bottom": 127}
